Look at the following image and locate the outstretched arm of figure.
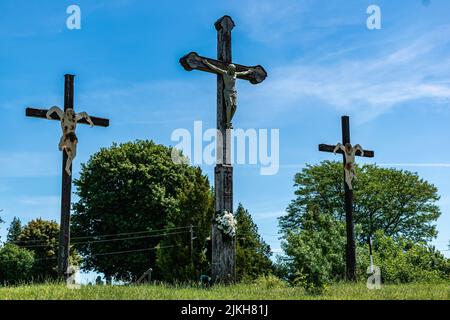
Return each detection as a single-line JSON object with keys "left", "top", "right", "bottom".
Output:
{"left": 333, "top": 143, "right": 345, "bottom": 154}
{"left": 202, "top": 59, "right": 226, "bottom": 75}
{"left": 354, "top": 144, "right": 364, "bottom": 157}
{"left": 76, "top": 111, "right": 94, "bottom": 127}
{"left": 235, "top": 68, "right": 253, "bottom": 77}
{"left": 46, "top": 106, "right": 64, "bottom": 120}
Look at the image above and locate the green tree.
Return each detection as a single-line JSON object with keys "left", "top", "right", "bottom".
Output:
{"left": 278, "top": 207, "right": 347, "bottom": 292}
{"left": 235, "top": 204, "right": 273, "bottom": 281}
{"left": 6, "top": 217, "right": 22, "bottom": 243}
{"left": 72, "top": 140, "right": 214, "bottom": 282}
{"left": 279, "top": 161, "right": 441, "bottom": 244}
{"left": 0, "top": 244, "right": 34, "bottom": 285}
{"left": 156, "top": 168, "right": 214, "bottom": 282}
{"left": 369, "top": 231, "right": 450, "bottom": 283}
{"left": 17, "top": 219, "right": 79, "bottom": 281}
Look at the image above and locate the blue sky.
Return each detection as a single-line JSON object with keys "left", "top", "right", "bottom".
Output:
{"left": 1, "top": 0, "right": 450, "bottom": 281}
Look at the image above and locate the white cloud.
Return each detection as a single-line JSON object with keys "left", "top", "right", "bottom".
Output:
{"left": 243, "top": 24, "right": 450, "bottom": 123}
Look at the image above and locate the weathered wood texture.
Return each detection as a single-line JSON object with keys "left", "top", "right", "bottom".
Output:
{"left": 179, "top": 15, "right": 267, "bottom": 283}
{"left": 26, "top": 108, "right": 110, "bottom": 127}
{"left": 212, "top": 15, "right": 236, "bottom": 284}
{"left": 179, "top": 52, "right": 267, "bottom": 85}
{"left": 59, "top": 74, "right": 74, "bottom": 279}
{"left": 318, "top": 144, "right": 374, "bottom": 158}
{"left": 341, "top": 116, "right": 356, "bottom": 281}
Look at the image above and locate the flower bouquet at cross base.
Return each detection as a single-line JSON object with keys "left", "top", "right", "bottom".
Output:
{"left": 214, "top": 210, "right": 237, "bottom": 240}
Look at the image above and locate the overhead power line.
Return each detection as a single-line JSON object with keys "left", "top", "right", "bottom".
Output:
{"left": 35, "top": 244, "right": 183, "bottom": 261}
{"left": 9, "top": 225, "right": 197, "bottom": 245}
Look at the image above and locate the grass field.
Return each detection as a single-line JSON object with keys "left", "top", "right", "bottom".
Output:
{"left": 0, "top": 282, "right": 449, "bottom": 300}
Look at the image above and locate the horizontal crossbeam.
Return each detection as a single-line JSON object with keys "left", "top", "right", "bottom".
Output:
{"left": 318, "top": 144, "right": 374, "bottom": 158}
{"left": 26, "top": 107, "right": 110, "bottom": 127}
{"left": 179, "top": 52, "right": 267, "bottom": 84}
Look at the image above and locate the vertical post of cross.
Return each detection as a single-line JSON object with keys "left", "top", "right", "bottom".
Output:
{"left": 212, "top": 16, "right": 236, "bottom": 283}
{"left": 59, "top": 74, "right": 74, "bottom": 279}
{"left": 341, "top": 116, "right": 357, "bottom": 281}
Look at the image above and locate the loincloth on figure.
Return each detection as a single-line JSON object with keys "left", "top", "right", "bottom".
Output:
{"left": 63, "top": 132, "right": 78, "bottom": 144}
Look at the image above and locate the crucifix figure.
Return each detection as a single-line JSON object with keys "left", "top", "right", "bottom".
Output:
{"left": 180, "top": 16, "right": 267, "bottom": 283}
{"left": 318, "top": 116, "right": 374, "bottom": 281}
{"left": 202, "top": 59, "right": 254, "bottom": 129}
{"left": 46, "top": 106, "right": 95, "bottom": 176}
{"left": 25, "top": 74, "right": 109, "bottom": 279}
{"left": 333, "top": 142, "right": 364, "bottom": 190}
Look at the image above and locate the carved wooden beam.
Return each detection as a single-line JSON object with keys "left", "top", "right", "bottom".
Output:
{"left": 318, "top": 144, "right": 375, "bottom": 158}
{"left": 179, "top": 52, "right": 267, "bottom": 85}
{"left": 26, "top": 107, "right": 110, "bottom": 127}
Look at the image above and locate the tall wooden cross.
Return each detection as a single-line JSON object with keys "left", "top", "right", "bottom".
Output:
{"left": 180, "top": 16, "right": 267, "bottom": 283}
{"left": 25, "top": 74, "right": 109, "bottom": 279}
{"left": 318, "top": 116, "right": 374, "bottom": 281}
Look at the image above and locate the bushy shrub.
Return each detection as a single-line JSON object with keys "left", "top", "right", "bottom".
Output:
{"left": 0, "top": 244, "right": 35, "bottom": 285}
{"left": 252, "top": 274, "right": 286, "bottom": 289}
{"left": 278, "top": 209, "right": 347, "bottom": 294}
{"left": 370, "top": 231, "right": 450, "bottom": 284}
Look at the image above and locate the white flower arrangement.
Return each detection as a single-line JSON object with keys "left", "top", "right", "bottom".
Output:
{"left": 215, "top": 210, "right": 237, "bottom": 239}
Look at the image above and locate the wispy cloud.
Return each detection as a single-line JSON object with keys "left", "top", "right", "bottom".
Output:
{"left": 254, "top": 210, "right": 285, "bottom": 220}
{"left": 18, "top": 196, "right": 59, "bottom": 207}
{"left": 234, "top": 0, "right": 309, "bottom": 43}
{"left": 0, "top": 152, "right": 59, "bottom": 177}
{"left": 244, "top": 24, "right": 450, "bottom": 123}
{"left": 378, "top": 163, "right": 450, "bottom": 168}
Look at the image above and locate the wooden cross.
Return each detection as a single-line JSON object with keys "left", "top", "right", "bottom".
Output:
{"left": 25, "top": 74, "right": 109, "bottom": 279}
{"left": 318, "top": 116, "right": 374, "bottom": 281}
{"left": 180, "top": 16, "right": 267, "bottom": 283}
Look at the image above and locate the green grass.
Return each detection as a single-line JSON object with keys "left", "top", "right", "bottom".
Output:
{"left": 0, "top": 282, "right": 449, "bottom": 300}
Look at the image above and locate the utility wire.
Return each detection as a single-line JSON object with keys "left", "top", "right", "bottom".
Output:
{"left": 34, "top": 244, "right": 183, "bottom": 261}
{"left": 17, "top": 230, "right": 190, "bottom": 249}
{"left": 9, "top": 225, "right": 197, "bottom": 245}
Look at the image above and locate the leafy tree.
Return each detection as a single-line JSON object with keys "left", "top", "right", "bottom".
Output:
{"left": 279, "top": 161, "right": 441, "bottom": 244}
{"left": 278, "top": 213, "right": 449, "bottom": 290}
{"left": 17, "top": 219, "right": 79, "bottom": 281}
{"left": 0, "top": 244, "right": 35, "bottom": 285}
{"left": 72, "top": 140, "right": 214, "bottom": 282}
{"left": 235, "top": 204, "right": 273, "bottom": 281}
{"left": 6, "top": 217, "right": 22, "bottom": 243}
{"left": 156, "top": 168, "right": 214, "bottom": 282}
{"left": 369, "top": 231, "right": 450, "bottom": 283}
{"left": 278, "top": 207, "right": 347, "bottom": 293}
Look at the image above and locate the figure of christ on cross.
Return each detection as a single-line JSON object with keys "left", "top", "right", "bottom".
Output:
{"left": 202, "top": 59, "right": 254, "bottom": 129}
{"left": 180, "top": 16, "right": 267, "bottom": 283}
{"left": 45, "top": 106, "right": 95, "bottom": 176}
{"left": 25, "top": 74, "right": 109, "bottom": 279}
{"left": 333, "top": 142, "right": 364, "bottom": 190}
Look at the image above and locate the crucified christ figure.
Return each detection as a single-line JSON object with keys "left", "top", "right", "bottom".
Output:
{"left": 202, "top": 59, "right": 253, "bottom": 129}
{"left": 46, "top": 106, "right": 94, "bottom": 176}
{"left": 334, "top": 143, "right": 364, "bottom": 190}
